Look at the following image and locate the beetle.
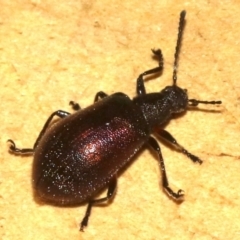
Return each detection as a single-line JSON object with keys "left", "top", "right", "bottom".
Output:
{"left": 8, "top": 10, "right": 221, "bottom": 231}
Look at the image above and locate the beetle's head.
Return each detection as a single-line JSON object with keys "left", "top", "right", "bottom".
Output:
{"left": 160, "top": 85, "right": 188, "bottom": 113}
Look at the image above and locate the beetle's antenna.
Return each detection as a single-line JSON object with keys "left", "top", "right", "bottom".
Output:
{"left": 173, "top": 10, "right": 186, "bottom": 86}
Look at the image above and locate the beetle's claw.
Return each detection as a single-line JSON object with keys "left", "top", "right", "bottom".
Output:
{"left": 7, "top": 139, "right": 16, "bottom": 151}
{"left": 173, "top": 189, "right": 184, "bottom": 201}
{"left": 80, "top": 218, "right": 88, "bottom": 232}
{"left": 177, "top": 189, "right": 184, "bottom": 198}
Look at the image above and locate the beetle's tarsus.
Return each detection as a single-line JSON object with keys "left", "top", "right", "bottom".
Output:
{"left": 80, "top": 219, "right": 87, "bottom": 232}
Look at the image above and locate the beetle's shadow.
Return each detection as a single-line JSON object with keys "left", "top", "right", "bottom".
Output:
{"left": 33, "top": 190, "right": 116, "bottom": 209}
{"left": 187, "top": 106, "right": 222, "bottom": 114}
{"left": 32, "top": 185, "right": 116, "bottom": 208}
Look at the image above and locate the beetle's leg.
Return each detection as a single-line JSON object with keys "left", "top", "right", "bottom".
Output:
{"left": 94, "top": 91, "right": 108, "bottom": 102}
{"left": 80, "top": 176, "right": 117, "bottom": 231}
{"left": 33, "top": 110, "right": 70, "bottom": 149}
{"left": 156, "top": 128, "right": 202, "bottom": 164}
{"left": 7, "top": 139, "right": 34, "bottom": 154}
{"left": 136, "top": 49, "right": 163, "bottom": 95}
{"left": 69, "top": 101, "right": 81, "bottom": 111}
{"left": 8, "top": 110, "right": 70, "bottom": 153}
{"left": 148, "top": 136, "right": 184, "bottom": 200}
{"left": 69, "top": 91, "right": 108, "bottom": 111}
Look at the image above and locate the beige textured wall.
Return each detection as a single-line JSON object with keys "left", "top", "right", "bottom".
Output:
{"left": 1, "top": 1, "right": 240, "bottom": 239}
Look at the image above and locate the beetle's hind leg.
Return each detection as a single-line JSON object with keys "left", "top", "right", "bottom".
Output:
{"left": 156, "top": 128, "right": 202, "bottom": 164}
{"left": 80, "top": 176, "right": 117, "bottom": 231}
{"left": 148, "top": 136, "right": 184, "bottom": 200}
{"left": 7, "top": 139, "right": 34, "bottom": 154}
{"left": 8, "top": 110, "right": 70, "bottom": 153}
{"left": 136, "top": 49, "right": 163, "bottom": 95}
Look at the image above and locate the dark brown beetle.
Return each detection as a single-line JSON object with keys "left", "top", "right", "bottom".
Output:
{"left": 8, "top": 11, "right": 221, "bottom": 231}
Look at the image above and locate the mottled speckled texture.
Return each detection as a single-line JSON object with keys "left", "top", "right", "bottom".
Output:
{"left": 1, "top": 1, "right": 240, "bottom": 239}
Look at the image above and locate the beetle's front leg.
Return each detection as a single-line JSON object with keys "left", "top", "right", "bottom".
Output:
{"left": 8, "top": 110, "right": 70, "bottom": 153}
{"left": 156, "top": 128, "right": 202, "bottom": 164}
{"left": 136, "top": 49, "right": 163, "bottom": 95}
{"left": 80, "top": 176, "right": 117, "bottom": 231}
{"left": 148, "top": 136, "right": 184, "bottom": 200}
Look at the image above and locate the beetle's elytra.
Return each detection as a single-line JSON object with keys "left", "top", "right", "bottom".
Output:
{"left": 8, "top": 10, "right": 221, "bottom": 231}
